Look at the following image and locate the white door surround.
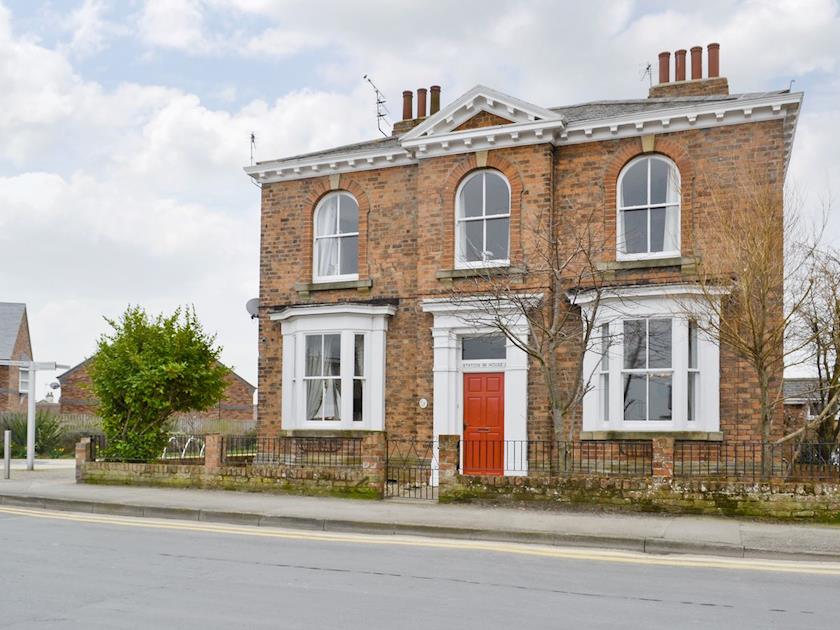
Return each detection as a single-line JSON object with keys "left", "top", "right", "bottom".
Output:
{"left": 421, "top": 296, "right": 538, "bottom": 476}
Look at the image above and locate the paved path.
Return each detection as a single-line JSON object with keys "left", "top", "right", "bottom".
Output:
{"left": 2, "top": 462, "right": 840, "bottom": 560}
{"left": 1, "top": 505, "right": 839, "bottom": 629}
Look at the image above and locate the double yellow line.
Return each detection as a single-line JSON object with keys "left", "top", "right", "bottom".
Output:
{"left": 2, "top": 505, "right": 840, "bottom": 576}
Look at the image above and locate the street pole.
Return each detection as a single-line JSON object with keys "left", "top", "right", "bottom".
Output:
{"left": 26, "top": 366, "right": 37, "bottom": 471}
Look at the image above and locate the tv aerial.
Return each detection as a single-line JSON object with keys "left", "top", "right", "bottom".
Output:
{"left": 363, "top": 75, "right": 391, "bottom": 137}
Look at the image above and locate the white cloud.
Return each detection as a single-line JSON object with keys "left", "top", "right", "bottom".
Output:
{"left": 139, "top": 0, "right": 208, "bottom": 52}
{"left": 63, "top": 0, "right": 110, "bottom": 58}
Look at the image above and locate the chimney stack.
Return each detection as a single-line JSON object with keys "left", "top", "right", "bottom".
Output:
{"left": 658, "top": 51, "right": 671, "bottom": 84}
{"left": 690, "top": 46, "right": 703, "bottom": 80}
{"left": 674, "top": 49, "right": 687, "bottom": 82}
{"left": 416, "top": 88, "right": 427, "bottom": 118}
{"left": 649, "top": 43, "right": 728, "bottom": 98}
{"left": 402, "top": 90, "right": 413, "bottom": 121}
{"left": 430, "top": 85, "right": 441, "bottom": 114}
{"left": 707, "top": 43, "right": 720, "bottom": 78}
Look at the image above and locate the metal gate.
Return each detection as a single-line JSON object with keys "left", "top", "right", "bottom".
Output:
{"left": 385, "top": 439, "right": 439, "bottom": 500}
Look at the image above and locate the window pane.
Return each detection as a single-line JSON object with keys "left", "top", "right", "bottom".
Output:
{"left": 306, "top": 379, "right": 324, "bottom": 420}
{"left": 688, "top": 373, "right": 697, "bottom": 421}
{"left": 322, "top": 379, "right": 341, "bottom": 420}
{"left": 324, "top": 334, "right": 341, "bottom": 376}
{"left": 484, "top": 173, "right": 509, "bottom": 216}
{"left": 485, "top": 217, "right": 509, "bottom": 260}
{"left": 649, "top": 159, "right": 669, "bottom": 204}
{"left": 354, "top": 334, "right": 364, "bottom": 377}
{"left": 462, "top": 335, "right": 506, "bottom": 360}
{"left": 353, "top": 379, "right": 363, "bottom": 422}
{"left": 649, "top": 207, "right": 666, "bottom": 252}
{"left": 601, "top": 374, "right": 610, "bottom": 421}
{"left": 649, "top": 374, "right": 672, "bottom": 420}
{"left": 600, "top": 323, "right": 610, "bottom": 370}
{"left": 463, "top": 219, "right": 483, "bottom": 262}
{"left": 648, "top": 319, "right": 672, "bottom": 369}
{"left": 621, "top": 159, "right": 647, "bottom": 207}
{"left": 623, "top": 374, "right": 646, "bottom": 421}
{"left": 315, "top": 195, "right": 338, "bottom": 236}
{"left": 688, "top": 321, "right": 698, "bottom": 369}
{"left": 461, "top": 174, "right": 483, "bottom": 218}
{"left": 338, "top": 195, "right": 359, "bottom": 233}
{"left": 305, "top": 336, "right": 322, "bottom": 376}
{"left": 621, "top": 209, "right": 647, "bottom": 254}
{"left": 316, "top": 236, "right": 339, "bottom": 277}
{"left": 339, "top": 235, "right": 358, "bottom": 275}
{"left": 623, "top": 320, "right": 646, "bottom": 369}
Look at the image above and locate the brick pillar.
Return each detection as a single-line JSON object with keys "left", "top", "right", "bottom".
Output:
{"left": 75, "top": 437, "right": 92, "bottom": 483}
{"left": 438, "top": 435, "right": 460, "bottom": 490}
{"left": 651, "top": 437, "right": 675, "bottom": 480}
{"left": 361, "top": 432, "right": 386, "bottom": 497}
{"left": 204, "top": 433, "right": 223, "bottom": 472}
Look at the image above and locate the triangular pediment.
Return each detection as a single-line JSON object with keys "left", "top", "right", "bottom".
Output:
{"left": 400, "top": 85, "right": 563, "bottom": 141}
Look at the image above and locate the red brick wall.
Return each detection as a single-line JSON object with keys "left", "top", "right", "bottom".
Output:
{"left": 0, "top": 310, "right": 32, "bottom": 413}
{"left": 257, "top": 114, "right": 787, "bottom": 442}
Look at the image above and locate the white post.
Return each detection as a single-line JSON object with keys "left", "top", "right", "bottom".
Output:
{"left": 3, "top": 429, "right": 10, "bottom": 479}
{"left": 26, "top": 364, "right": 36, "bottom": 471}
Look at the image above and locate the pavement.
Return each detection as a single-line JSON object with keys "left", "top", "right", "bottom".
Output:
{"left": 3, "top": 505, "right": 839, "bottom": 629}
{"left": 2, "top": 459, "right": 840, "bottom": 562}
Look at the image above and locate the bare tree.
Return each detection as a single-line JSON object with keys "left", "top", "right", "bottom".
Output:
{"left": 686, "top": 171, "right": 818, "bottom": 447}
{"left": 447, "top": 201, "right": 608, "bottom": 442}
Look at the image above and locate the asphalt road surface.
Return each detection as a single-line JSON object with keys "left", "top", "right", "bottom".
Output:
{"left": 1, "top": 506, "right": 839, "bottom": 629}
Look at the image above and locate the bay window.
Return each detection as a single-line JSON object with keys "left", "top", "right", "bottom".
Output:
{"left": 580, "top": 286, "right": 721, "bottom": 434}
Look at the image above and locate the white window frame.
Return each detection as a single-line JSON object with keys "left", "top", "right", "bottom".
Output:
{"left": 312, "top": 191, "right": 360, "bottom": 283}
{"left": 18, "top": 368, "right": 29, "bottom": 395}
{"left": 579, "top": 285, "right": 721, "bottom": 434}
{"left": 271, "top": 304, "right": 395, "bottom": 431}
{"left": 455, "top": 170, "right": 511, "bottom": 269}
{"left": 616, "top": 155, "right": 681, "bottom": 261}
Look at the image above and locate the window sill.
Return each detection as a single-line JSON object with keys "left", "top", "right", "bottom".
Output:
{"left": 295, "top": 278, "right": 372, "bottom": 297}
{"left": 597, "top": 256, "right": 699, "bottom": 274}
{"left": 580, "top": 430, "right": 723, "bottom": 441}
{"left": 436, "top": 265, "right": 526, "bottom": 281}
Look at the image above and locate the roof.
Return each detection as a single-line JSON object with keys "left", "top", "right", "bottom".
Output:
{"left": 256, "top": 89, "right": 793, "bottom": 167}
{"left": 57, "top": 355, "right": 256, "bottom": 392}
{"left": 783, "top": 377, "right": 821, "bottom": 403}
{"left": 0, "top": 302, "right": 26, "bottom": 360}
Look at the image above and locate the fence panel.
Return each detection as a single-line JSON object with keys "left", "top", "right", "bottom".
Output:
{"left": 385, "top": 439, "right": 438, "bottom": 500}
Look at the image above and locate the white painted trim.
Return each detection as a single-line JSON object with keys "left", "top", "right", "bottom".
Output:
{"left": 421, "top": 297, "right": 531, "bottom": 477}
{"left": 573, "top": 283, "right": 727, "bottom": 306}
{"left": 270, "top": 304, "right": 397, "bottom": 321}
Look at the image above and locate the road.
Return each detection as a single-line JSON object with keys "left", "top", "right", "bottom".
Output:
{"left": 1, "top": 506, "right": 839, "bottom": 629}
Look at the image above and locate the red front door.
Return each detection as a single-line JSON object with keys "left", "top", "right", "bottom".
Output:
{"left": 463, "top": 372, "right": 504, "bottom": 475}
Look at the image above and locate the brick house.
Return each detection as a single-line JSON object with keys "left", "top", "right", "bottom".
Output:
{"left": 57, "top": 357, "right": 256, "bottom": 421}
{"left": 0, "top": 302, "right": 33, "bottom": 413}
{"left": 247, "top": 44, "right": 801, "bottom": 467}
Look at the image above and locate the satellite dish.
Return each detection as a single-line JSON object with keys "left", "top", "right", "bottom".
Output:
{"left": 49, "top": 381, "right": 61, "bottom": 390}
{"left": 245, "top": 298, "right": 260, "bottom": 319}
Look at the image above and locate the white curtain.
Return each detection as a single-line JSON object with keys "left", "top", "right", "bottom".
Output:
{"left": 316, "top": 237, "right": 339, "bottom": 277}
{"left": 315, "top": 196, "right": 339, "bottom": 277}
{"left": 663, "top": 206, "right": 679, "bottom": 252}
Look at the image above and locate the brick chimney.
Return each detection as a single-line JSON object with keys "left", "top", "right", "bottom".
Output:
{"left": 392, "top": 85, "right": 442, "bottom": 135}
{"left": 649, "top": 43, "right": 729, "bottom": 98}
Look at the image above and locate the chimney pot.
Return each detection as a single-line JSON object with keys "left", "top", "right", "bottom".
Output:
{"left": 416, "top": 88, "right": 427, "bottom": 118}
{"left": 657, "top": 51, "right": 671, "bottom": 84}
{"left": 675, "top": 49, "right": 687, "bottom": 81}
{"left": 402, "top": 90, "right": 413, "bottom": 121}
{"left": 707, "top": 43, "right": 720, "bottom": 78}
{"left": 690, "top": 46, "right": 703, "bottom": 80}
{"left": 430, "top": 85, "right": 441, "bottom": 115}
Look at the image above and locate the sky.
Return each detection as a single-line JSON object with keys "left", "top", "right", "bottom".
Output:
{"left": 1, "top": 0, "right": 838, "bottom": 400}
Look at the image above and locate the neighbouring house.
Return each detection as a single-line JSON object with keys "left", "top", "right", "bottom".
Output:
{"left": 783, "top": 377, "right": 822, "bottom": 431}
{"left": 247, "top": 43, "right": 801, "bottom": 469}
{"left": 0, "top": 302, "right": 33, "bottom": 413}
{"left": 57, "top": 357, "right": 256, "bottom": 421}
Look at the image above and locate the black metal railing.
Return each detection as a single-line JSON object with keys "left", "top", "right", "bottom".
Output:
{"left": 674, "top": 441, "right": 840, "bottom": 482}
{"left": 87, "top": 433, "right": 205, "bottom": 464}
{"left": 385, "top": 439, "right": 438, "bottom": 499}
{"left": 221, "top": 435, "right": 363, "bottom": 468}
{"left": 460, "top": 440, "right": 653, "bottom": 476}
{"left": 89, "top": 434, "right": 106, "bottom": 462}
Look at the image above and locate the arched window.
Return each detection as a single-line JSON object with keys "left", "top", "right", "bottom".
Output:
{"left": 455, "top": 170, "right": 510, "bottom": 268}
{"left": 313, "top": 192, "right": 359, "bottom": 282}
{"left": 617, "top": 156, "right": 680, "bottom": 259}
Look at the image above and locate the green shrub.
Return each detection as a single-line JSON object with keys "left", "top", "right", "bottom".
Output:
{"left": 0, "top": 411, "right": 70, "bottom": 458}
